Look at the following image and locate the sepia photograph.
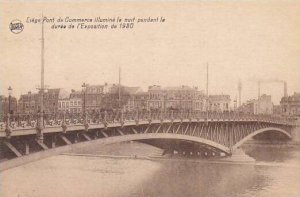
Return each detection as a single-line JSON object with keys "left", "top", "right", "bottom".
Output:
{"left": 0, "top": 1, "right": 300, "bottom": 197}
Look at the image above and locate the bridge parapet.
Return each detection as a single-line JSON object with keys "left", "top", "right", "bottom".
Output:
{"left": 0, "top": 111, "right": 296, "bottom": 133}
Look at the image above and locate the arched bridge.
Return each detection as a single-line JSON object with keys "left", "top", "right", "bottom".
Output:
{"left": 0, "top": 111, "right": 296, "bottom": 169}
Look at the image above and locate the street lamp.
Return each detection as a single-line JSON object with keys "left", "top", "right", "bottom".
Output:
{"left": 82, "top": 82, "right": 87, "bottom": 117}
{"left": 5, "top": 86, "right": 13, "bottom": 138}
{"left": 8, "top": 86, "right": 12, "bottom": 115}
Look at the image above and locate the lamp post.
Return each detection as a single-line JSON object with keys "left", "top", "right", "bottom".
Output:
{"left": 82, "top": 82, "right": 87, "bottom": 119}
{"left": 8, "top": 86, "right": 12, "bottom": 116}
{"left": 82, "top": 82, "right": 89, "bottom": 131}
{"left": 36, "top": 17, "right": 45, "bottom": 143}
{"left": 28, "top": 91, "right": 31, "bottom": 114}
{"left": 5, "top": 86, "right": 13, "bottom": 138}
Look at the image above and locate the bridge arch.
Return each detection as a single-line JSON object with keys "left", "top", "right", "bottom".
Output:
{"left": 94, "top": 133, "right": 231, "bottom": 154}
{"left": 232, "top": 127, "right": 292, "bottom": 150}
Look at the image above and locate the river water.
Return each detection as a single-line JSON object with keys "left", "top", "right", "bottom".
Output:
{"left": 1, "top": 142, "right": 300, "bottom": 197}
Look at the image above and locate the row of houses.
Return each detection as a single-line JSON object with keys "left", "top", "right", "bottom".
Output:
{"left": 0, "top": 95, "right": 18, "bottom": 118}
{"left": 280, "top": 92, "right": 300, "bottom": 116}
{"left": 236, "top": 92, "right": 300, "bottom": 117}
{"left": 0, "top": 83, "right": 232, "bottom": 118}
{"left": 237, "top": 94, "right": 274, "bottom": 115}
{"left": 2, "top": 84, "right": 298, "bottom": 118}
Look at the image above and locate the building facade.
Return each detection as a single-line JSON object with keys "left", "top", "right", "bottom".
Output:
{"left": 257, "top": 94, "right": 273, "bottom": 114}
{"left": 17, "top": 89, "right": 69, "bottom": 115}
{"left": 0, "top": 95, "right": 18, "bottom": 121}
{"left": 69, "top": 90, "right": 83, "bottom": 114}
{"left": 146, "top": 85, "right": 206, "bottom": 111}
{"left": 280, "top": 92, "right": 300, "bottom": 116}
{"left": 18, "top": 91, "right": 39, "bottom": 114}
{"left": 273, "top": 105, "right": 281, "bottom": 115}
{"left": 84, "top": 85, "right": 104, "bottom": 113}
{"left": 238, "top": 94, "right": 273, "bottom": 115}
{"left": 70, "top": 84, "right": 142, "bottom": 113}
{"left": 208, "top": 95, "right": 231, "bottom": 112}
{"left": 58, "top": 98, "right": 70, "bottom": 113}
{"left": 69, "top": 97, "right": 82, "bottom": 114}
{"left": 238, "top": 99, "right": 257, "bottom": 114}
{"left": 147, "top": 85, "right": 164, "bottom": 110}
{"left": 125, "top": 90, "right": 147, "bottom": 111}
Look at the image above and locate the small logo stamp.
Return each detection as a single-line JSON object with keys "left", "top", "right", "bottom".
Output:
{"left": 9, "top": 20, "right": 24, "bottom": 34}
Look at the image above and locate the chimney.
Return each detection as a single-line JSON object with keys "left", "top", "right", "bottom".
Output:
{"left": 284, "top": 81, "right": 287, "bottom": 97}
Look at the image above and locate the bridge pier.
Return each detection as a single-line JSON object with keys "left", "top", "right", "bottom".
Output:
{"left": 224, "top": 148, "right": 255, "bottom": 162}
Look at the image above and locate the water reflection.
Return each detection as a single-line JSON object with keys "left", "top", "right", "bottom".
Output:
{"left": 0, "top": 143, "right": 299, "bottom": 197}
{"left": 138, "top": 161, "right": 272, "bottom": 197}
{"left": 244, "top": 144, "right": 300, "bottom": 164}
{"left": 0, "top": 156, "right": 161, "bottom": 197}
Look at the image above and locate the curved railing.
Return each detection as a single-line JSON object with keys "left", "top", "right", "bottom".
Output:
{"left": 0, "top": 111, "right": 296, "bottom": 132}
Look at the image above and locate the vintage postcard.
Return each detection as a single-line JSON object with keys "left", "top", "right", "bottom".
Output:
{"left": 0, "top": 1, "right": 300, "bottom": 197}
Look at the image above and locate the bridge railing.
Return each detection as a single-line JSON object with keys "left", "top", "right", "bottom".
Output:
{"left": 0, "top": 111, "right": 296, "bottom": 131}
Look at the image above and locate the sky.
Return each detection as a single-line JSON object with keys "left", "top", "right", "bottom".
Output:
{"left": 0, "top": 1, "right": 300, "bottom": 105}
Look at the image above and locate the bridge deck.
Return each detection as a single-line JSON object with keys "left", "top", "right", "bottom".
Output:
{"left": 0, "top": 118, "right": 292, "bottom": 138}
